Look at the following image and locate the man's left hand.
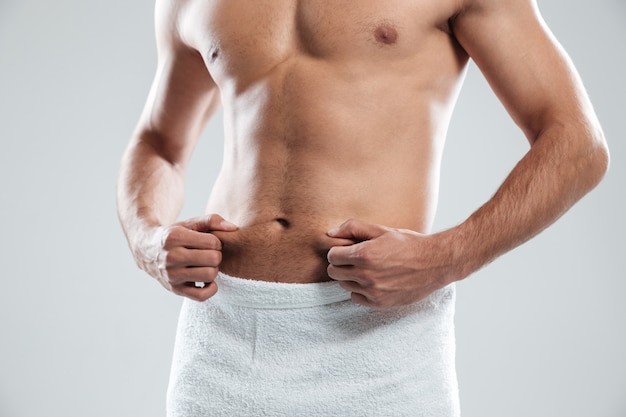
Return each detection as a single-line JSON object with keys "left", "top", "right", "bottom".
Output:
{"left": 327, "top": 219, "right": 459, "bottom": 309}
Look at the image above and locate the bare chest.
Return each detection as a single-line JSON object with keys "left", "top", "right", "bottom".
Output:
{"left": 180, "top": 0, "right": 460, "bottom": 83}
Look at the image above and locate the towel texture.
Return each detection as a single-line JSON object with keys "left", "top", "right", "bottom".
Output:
{"left": 167, "top": 273, "right": 459, "bottom": 417}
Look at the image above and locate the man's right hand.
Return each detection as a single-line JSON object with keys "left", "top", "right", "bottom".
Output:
{"left": 135, "top": 214, "right": 238, "bottom": 301}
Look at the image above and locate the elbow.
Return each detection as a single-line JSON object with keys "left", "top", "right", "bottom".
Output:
{"left": 594, "top": 144, "right": 610, "bottom": 184}
{"left": 582, "top": 124, "right": 610, "bottom": 190}
{"left": 592, "top": 124, "right": 610, "bottom": 177}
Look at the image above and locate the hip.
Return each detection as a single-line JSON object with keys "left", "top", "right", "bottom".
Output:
{"left": 167, "top": 273, "right": 460, "bottom": 417}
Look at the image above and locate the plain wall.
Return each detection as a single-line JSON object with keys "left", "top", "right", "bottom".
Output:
{"left": 0, "top": 1, "right": 624, "bottom": 416}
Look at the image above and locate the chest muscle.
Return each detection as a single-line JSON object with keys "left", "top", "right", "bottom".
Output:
{"left": 181, "top": 0, "right": 459, "bottom": 82}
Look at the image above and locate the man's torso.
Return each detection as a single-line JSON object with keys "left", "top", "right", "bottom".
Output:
{"left": 177, "top": 0, "right": 469, "bottom": 282}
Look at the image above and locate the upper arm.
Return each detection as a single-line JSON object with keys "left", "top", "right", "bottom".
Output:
{"left": 451, "top": 0, "right": 602, "bottom": 144}
{"left": 133, "top": 0, "right": 220, "bottom": 166}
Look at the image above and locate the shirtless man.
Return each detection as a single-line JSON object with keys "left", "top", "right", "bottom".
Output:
{"left": 117, "top": 0, "right": 609, "bottom": 415}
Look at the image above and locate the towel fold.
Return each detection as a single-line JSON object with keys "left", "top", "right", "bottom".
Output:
{"left": 214, "top": 273, "right": 352, "bottom": 309}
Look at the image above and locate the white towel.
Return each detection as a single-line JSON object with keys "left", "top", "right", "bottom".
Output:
{"left": 167, "top": 273, "right": 459, "bottom": 417}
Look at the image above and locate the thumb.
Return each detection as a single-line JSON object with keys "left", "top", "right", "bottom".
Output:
{"left": 183, "top": 214, "right": 239, "bottom": 233}
{"left": 327, "top": 219, "right": 387, "bottom": 241}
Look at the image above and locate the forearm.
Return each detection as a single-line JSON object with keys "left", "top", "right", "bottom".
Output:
{"left": 446, "top": 125, "right": 609, "bottom": 280}
{"left": 117, "top": 135, "right": 187, "bottom": 257}
{"left": 117, "top": 132, "right": 237, "bottom": 298}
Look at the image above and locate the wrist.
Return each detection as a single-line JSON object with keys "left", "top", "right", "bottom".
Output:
{"left": 127, "top": 221, "right": 165, "bottom": 269}
{"left": 433, "top": 224, "right": 480, "bottom": 284}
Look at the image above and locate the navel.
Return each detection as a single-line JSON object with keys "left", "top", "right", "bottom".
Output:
{"left": 275, "top": 217, "right": 291, "bottom": 228}
{"left": 374, "top": 24, "right": 398, "bottom": 45}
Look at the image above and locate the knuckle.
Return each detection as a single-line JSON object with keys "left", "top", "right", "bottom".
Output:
{"left": 345, "top": 218, "right": 360, "bottom": 231}
{"left": 356, "top": 269, "right": 374, "bottom": 285}
{"left": 155, "top": 250, "right": 168, "bottom": 272}
{"left": 207, "top": 234, "right": 222, "bottom": 250}
{"left": 354, "top": 246, "right": 376, "bottom": 266}
{"left": 204, "top": 267, "right": 219, "bottom": 281}
{"left": 161, "top": 227, "right": 181, "bottom": 248}
{"left": 367, "top": 296, "right": 385, "bottom": 310}
{"left": 164, "top": 248, "right": 181, "bottom": 267}
{"left": 206, "top": 250, "right": 222, "bottom": 266}
{"left": 368, "top": 289, "right": 388, "bottom": 307}
{"left": 349, "top": 245, "right": 363, "bottom": 259}
{"left": 171, "top": 227, "right": 187, "bottom": 245}
{"left": 164, "top": 271, "right": 184, "bottom": 287}
{"left": 367, "top": 289, "right": 380, "bottom": 303}
{"left": 367, "top": 246, "right": 383, "bottom": 262}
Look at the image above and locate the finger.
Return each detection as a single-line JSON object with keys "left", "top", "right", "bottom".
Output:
{"left": 174, "top": 281, "right": 218, "bottom": 302}
{"left": 327, "top": 263, "right": 351, "bottom": 279}
{"left": 326, "top": 245, "right": 354, "bottom": 267}
{"left": 327, "top": 263, "right": 372, "bottom": 287}
{"left": 350, "top": 292, "right": 374, "bottom": 308}
{"left": 166, "top": 266, "right": 220, "bottom": 285}
{"left": 163, "top": 226, "right": 223, "bottom": 251}
{"left": 325, "top": 235, "right": 359, "bottom": 247}
{"left": 327, "top": 240, "right": 375, "bottom": 268}
{"left": 327, "top": 218, "right": 388, "bottom": 241}
{"left": 336, "top": 279, "right": 364, "bottom": 293}
{"left": 165, "top": 247, "right": 222, "bottom": 268}
{"left": 182, "top": 214, "right": 238, "bottom": 233}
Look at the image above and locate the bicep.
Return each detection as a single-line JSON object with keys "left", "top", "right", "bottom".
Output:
{"left": 133, "top": 0, "right": 220, "bottom": 166}
{"left": 452, "top": 0, "right": 598, "bottom": 143}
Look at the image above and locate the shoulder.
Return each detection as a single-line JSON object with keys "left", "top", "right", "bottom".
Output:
{"left": 453, "top": 0, "right": 538, "bottom": 21}
{"left": 450, "top": 0, "right": 543, "bottom": 46}
{"left": 154, "top": 0, "right": 194, "bottom": 49}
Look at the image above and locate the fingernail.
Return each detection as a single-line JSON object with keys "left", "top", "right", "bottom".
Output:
{"left": 327, "top": 227, "right": 339, "bottom": 236}
{"left": 221, "top": 220, "right": 238, "bottom": 228}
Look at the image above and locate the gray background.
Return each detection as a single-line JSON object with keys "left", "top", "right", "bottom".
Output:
{"left": 0, "top": 0, "right": 624, "bottom": 416}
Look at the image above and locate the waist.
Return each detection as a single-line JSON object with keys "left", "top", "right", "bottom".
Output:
{"left": 213, "top": 272, "right": 351, "bottom": 308}
{"left": 211, "top": 217, "right": 353, "bottom": 283}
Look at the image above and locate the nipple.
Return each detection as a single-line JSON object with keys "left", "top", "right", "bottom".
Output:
{"left": 374, "top": 24, "right": 398, "bottom": 45}
{"left": 207, "top": 46, "right": 220, "bottom": 62}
